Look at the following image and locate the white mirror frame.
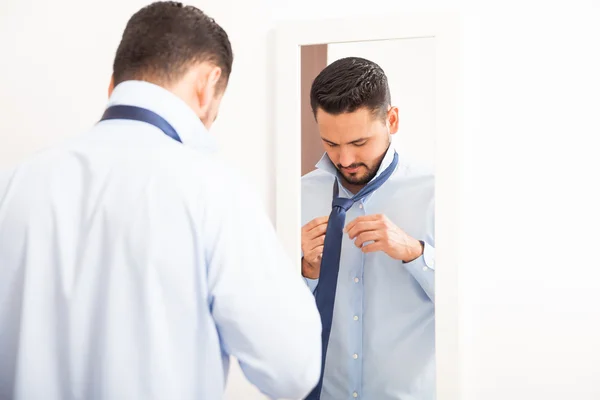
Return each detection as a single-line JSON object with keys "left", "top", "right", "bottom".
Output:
{"left": 272, "top": 13, "right": 463, "bottom": 400}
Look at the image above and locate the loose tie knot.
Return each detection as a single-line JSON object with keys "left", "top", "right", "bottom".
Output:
{"left": 332, "top": 197, "right": 354, "bottom": 211}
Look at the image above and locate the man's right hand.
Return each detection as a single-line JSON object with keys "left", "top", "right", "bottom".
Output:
{"left": 301, "top": 216, "right": 329, "bottom": 279}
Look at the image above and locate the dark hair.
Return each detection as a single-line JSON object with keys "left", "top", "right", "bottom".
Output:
{"left": 112, "top": 1, "right": 233, "bottom": 88}
{"left": 310, "top": 57, "right": 391, "bottom": 119}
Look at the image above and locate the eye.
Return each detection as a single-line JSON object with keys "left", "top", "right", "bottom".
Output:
{"left": 353, "top": 141, "right": 367, "bottom": 147}
{"left": 326, "top": 142, "right": 338, "bottom": 148}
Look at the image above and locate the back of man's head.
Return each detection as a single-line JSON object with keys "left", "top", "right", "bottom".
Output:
{"left": 112, "top": 1, "right": 233, "bottom": 90}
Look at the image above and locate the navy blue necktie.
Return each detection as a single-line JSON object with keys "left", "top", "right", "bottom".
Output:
{"left": 100, "top": 105, "right": 182, "bottom": 143}
{"left": 306, "top": 150, "right": 399, "bottom": 400}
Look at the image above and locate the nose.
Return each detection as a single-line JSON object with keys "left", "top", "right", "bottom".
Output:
{"left": 339, "top": 146, "right": 355, "bottom": 168}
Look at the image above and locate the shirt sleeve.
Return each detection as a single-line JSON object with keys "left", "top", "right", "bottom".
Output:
{"left": 403, "top": 241, "right": 435, "bottom": 301}
{"left": 303, "top": 277, "right": 319, "bottom": 294}
{"left": 403, "top": 194, "right": 435, "bottom": 302}
{"left": 204, "top": 175, "right": 322, "bottom": 400}
{"left": 301, "top": 250, "right": 319, "bottom": 294}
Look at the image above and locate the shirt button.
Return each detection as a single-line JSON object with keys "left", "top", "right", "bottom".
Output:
{"left": 423, "top": 266, "right": 428, "bottom": 271}
{"left": 353, "top": 315, "right": 359, "bottom": 321}
{"left": 359, "top": 204, "right": 363, "bottom": 209}
{"left": 354, "top": 277, "right": 359, "bottom": 283}
{"left": 353, "top": 353, "right": 358, "bottom": 359}
{"left": 353, "top": 392, "right": 358, "bottom": 398}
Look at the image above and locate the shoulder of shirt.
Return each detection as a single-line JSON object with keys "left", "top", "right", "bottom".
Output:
{"left": 301, "top": 168, "right": 334, "bottom": 186}
{"left": 168, "top": 146, "right": 258, "bottom": 200}
{"left": 0, "top": 128, "right": 245, "bottom": 199}
{"left": 0, "top": 136, "right": 72, "bottom": 175}
{"left": 389, "top": 159, "right": 435, "bottom": 208}
{"left": 394, "top": 157, "right": 434, "bottom": 181}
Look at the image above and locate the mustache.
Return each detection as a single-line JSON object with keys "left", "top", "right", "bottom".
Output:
{"left": 338, "top": 163, "right": 366, "bottom": 170}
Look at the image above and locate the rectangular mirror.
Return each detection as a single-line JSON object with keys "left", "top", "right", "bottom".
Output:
{"left": 273, "top": 14, "right": 463, "bottom": 400}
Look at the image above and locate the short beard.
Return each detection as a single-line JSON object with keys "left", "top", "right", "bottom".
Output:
{"left": 336, "top": 140, "right": 392, "bottom": 187}
{"left": 337, "top": 151, "right": 388, "bottom": 186}
{"left": 338, "top": 163, "right": 379, "bottom": 186}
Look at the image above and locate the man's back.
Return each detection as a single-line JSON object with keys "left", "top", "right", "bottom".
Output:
{"left": 0, "top": 82, "right": 321, "bottom": 400}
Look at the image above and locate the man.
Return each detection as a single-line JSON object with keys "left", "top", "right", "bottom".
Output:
{"left": 0, "top": 2, "right": 321, "bottom": 400}
{"left": 301, "top": 57, "right": 435, "bottom": 400}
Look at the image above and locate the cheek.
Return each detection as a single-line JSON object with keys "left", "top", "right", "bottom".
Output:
{"left": 359, "top": 143, "right": 381, "bottom": 163}
{"left": 325, "top": 148, "right": 339, "bottom": 164}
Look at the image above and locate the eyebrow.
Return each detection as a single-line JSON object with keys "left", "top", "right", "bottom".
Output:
{"left": 322, "top": 137, "right": 369, "bottom": 146}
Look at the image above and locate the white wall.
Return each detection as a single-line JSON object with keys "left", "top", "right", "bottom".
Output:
{"left": 2, "top": 1, "right": 600, "bottom": 400}
{"left": 327, "top": 38, "right": 436, "bottom": 171}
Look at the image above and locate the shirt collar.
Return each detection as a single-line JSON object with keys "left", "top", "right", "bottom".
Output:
{"left": 106, "top": 80, "right": 217, "bottom": 152}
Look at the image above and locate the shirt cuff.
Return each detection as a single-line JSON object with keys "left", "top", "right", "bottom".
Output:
{"left": 304, "top": 277, "right": 319, "bottom": 294}
{"left": 403, "top": 240, "right": 435, "bottom": 270}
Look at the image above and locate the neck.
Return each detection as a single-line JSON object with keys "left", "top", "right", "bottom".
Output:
{"left": 167, "top": 80, "right": 202, "bottom": 119}
{"left": 340, "top": 179, "right": 365, "bottom": 195}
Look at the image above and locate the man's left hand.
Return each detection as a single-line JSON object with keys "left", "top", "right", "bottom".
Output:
{"left": 345, "top": 214, "right": 423, "bottom": 263}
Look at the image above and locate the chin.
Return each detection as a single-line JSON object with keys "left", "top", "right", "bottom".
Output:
{"left": 343, "top": 173, "right": 368, "bottom": 185}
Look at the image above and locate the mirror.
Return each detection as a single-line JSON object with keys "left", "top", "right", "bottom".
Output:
{"left": 272, "top": 14, "right": 461, "bottom": 400}
{"left": 299, "top": 38, "right": 436, "bottom": 400}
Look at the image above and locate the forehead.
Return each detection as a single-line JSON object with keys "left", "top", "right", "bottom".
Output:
{"left": 316, "top": 107, "right": 385, "bottom": 141}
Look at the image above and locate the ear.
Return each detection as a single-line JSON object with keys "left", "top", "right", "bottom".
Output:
{"left": 208, "top": 66, "right": 222, "bottom": 89}
{"left": 387, "top": 106, "right": 399, "bottom": 135}
{"left": 197, "top": 66, "right": 222, "bottom": 108}
{"left": 108, "top": 75, "right": 115, "bottom": 98}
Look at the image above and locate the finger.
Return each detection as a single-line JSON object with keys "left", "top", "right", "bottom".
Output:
{"left": 307, "top": 223, "right": 328, "bottom": 240}
{"left": 309, "top": 234, "right": 326, "bottom": 250}
{"left": 354, "top": 231, "right": 382, "bottom": 248}
{"left": 303, "top": 216, "right": 329, "bottom": 232}
{"left": 302, "top": 226, "right": 326, "bottom": 254}
{"left": 361, "top": 241, "right": 385, "bottom": 254}
{"left": 307, "top": 246, "right": 324, "bottom": 262}
{"left": 344, "top": 214, "right": 384, "bottom": 233}
{"left": 347, "top": 221, "right": 383, "bottom": 239}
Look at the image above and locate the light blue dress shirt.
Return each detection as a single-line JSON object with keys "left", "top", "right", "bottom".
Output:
{"left": 302, "top": 146, "right": 435, "bottom": 400}
{"left": 0, "top": 81, "right": 322, "bottom": 400}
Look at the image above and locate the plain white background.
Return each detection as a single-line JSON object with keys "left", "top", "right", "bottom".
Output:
{"left": 1, "top": 1, "right": 599, "bottom": 400}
